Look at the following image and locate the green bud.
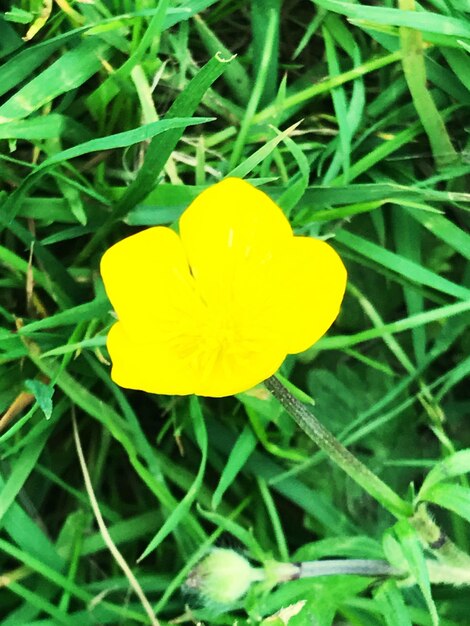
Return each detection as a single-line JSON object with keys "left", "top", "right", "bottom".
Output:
{"left": 185, "top": 548, "right": 264, "bottom": 605}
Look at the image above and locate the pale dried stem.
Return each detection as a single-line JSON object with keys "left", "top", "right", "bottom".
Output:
{"left": 72, "top": 414, "right": 160, "bottom": 626}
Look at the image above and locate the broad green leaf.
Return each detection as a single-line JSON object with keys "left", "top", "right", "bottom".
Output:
{"left": 0, "top": 15, "right": 23, "bottom": 58}
{"left": 0, "top": 114, "right": 89, "bottom": 141}
{"left": 423, "top": 483, "right": 470, "bottom": 523}
{"left": 81, "top": 511, "right": 159, "bottom": 556}
{"left": 393, "top": 519, "right": 438, "bottom": 626}
{"left": 0, "top": 31, "right": 78, "bottom": 97}
{"left": 419, "top": 449, "right": 470, "bottom": 498}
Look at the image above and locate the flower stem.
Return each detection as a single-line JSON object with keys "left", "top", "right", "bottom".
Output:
{"left": 297, "top": 559, "right": 402, "bottom": 579}
{"left": 264, "top": 375, "right": 412, "bottom": 518}
{"left": 265, "top": 558, "right": 403, "bottom": 585}
{"left": 411, "top": 503, "right": 470, "bottom": 568}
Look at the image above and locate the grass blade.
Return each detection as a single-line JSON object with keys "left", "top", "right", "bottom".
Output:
{"left": 79, "top": 53, "right": 233, "bottom": 257}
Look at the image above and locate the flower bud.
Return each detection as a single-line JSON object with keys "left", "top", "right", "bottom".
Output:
{"left": 185, "top": 548, "right": 264, "bottom": 605}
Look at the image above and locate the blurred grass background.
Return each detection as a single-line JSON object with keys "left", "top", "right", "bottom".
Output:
{"left": 1, "top": 0, "right": 470, "bottom": 624}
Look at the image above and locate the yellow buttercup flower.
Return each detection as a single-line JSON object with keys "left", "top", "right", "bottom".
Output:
{"left": 100, "top": 178, "right": 347, "bottom": 397}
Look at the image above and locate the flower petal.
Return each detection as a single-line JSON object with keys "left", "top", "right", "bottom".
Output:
{"left": 100, "top": 226, "right": 202, "bottom": 339}
{"left": 107, "top": 320, "right": 285, "bottom": 397}
{"left": 278, "top": 237, "right": 347, "bottom": 354}
{"left": 107, "top": 323, "right": 198, "bottom": 395}
{"left": 101, "top": 226, "right": 217, "bottom": 394}
{"left": 178, "top": 178, "right": 292, "bottom": 299}
{"left": 101, "top": 181, "right": 347, "bottom": 398}
{"left": 193, "top": 334, "right": 286, "bottom": 397}
{"left": 101, "top": 225, "right": 287, "bottom": 396}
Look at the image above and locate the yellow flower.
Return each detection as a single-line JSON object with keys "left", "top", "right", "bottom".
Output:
{"left": 100, "top": 178, "right": 346, "bottom": 397}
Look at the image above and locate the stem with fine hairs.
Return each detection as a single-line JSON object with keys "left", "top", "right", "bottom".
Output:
{"left": 264, "top": 375, "right": 470, "bottom": 570}
{"left": 264, "top": 375, "right": 412, "bottom": 518}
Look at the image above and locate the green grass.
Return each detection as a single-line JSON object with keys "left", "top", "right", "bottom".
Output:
{"left": 1, "top": 0, "right": 470, "bottom": 624}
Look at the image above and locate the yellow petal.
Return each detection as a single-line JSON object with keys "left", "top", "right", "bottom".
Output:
{"left": 179, "top": 178, "right": 292, "bottom": 302}
{"left": 176, "top": 178, "right": 298, "bottom": 395}
{"left": 101, "top": 226, "right": 212, "bottom": 395}
{"left": 193, "top": 333, "right": 286, "bottom": 397}
{"left": 107, "top": 319, "right": 285, "bottom": 397}
{"left": 107, "top": 323, "right": 198, "bottom": 395}
{"left": 100, "top": 180, "right": 347, "bottom": 398}
{"left": 277, "top": 236, "right": 347, "bottom": 354}
{"left": 101, "top": 224, "right": 286, "bottom": 396}
{"left": 100, "top": 226, "right": 202, "bottom": 340}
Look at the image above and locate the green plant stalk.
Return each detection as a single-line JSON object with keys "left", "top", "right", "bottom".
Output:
{"left": 267, "top": 557, "right": 470, "bottom": 587}
{"left": 265, "top": 376, "right": 470, "bottom": 571}
{"left": 411, "top": 503, "right": 470, "bottom": 568}
{"left": 266, "top": 559, "right": 403, "bottom": 582}
{"left": 398, "top": 0, "right": 458, "bottom": 170}
{"left": 287, "top": 558, "right": 470, "bottom": 586}
{"left": 264, "top": 375, "right": 412, "bottom": 518}
{"left": 425, "top": 560, "right": 470, "bottom": 586}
